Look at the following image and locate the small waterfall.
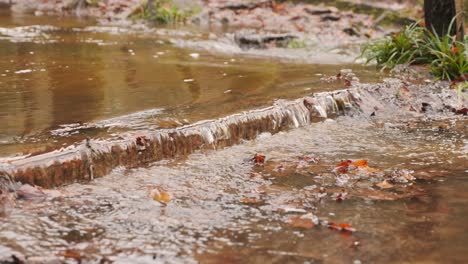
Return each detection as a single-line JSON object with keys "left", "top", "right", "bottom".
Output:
{"left": 0, "top": 79, "right": 459, "bottom": 187}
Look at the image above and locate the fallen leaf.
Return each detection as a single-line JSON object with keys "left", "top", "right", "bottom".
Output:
{"left": 328, "top": 222, "right": 356, "bottom": 232}
{"left": 252, "top": 154, "right": 266, "bottom": 165}
{"left": 455, "top": 108, "right": 468, "bottom": 115}
{"left": 450, "top": 73, "right": 468, "bottom": 87}
{"left": 352, "top": 160, "right": 368, "bottom": 168}
{"left": 336, "top": 160, "right": 352, "bottom": 167}
{"left": 148, "top": 186, "right": 171, "bottom": 205}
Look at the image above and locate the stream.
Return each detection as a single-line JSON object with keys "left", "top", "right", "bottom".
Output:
{"left": 0, "top": 9, "right": 467, "bottom": 264}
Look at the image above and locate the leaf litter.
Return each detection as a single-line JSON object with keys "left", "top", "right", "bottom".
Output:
{"left": 241, "top": 154, "right": 451, "bottom": 236}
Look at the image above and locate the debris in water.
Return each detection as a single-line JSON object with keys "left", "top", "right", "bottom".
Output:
{"left": 376, "top": 180, "right": 394, "bottom": 189}
{"left": 148, "top": 186, "right": 171, "bottom": 205}
{"left": 14, "top": 69, "right": 33, "bottom": 74}
{"left": 333, "top": 159, "right": 381, "bottom": 175}
{"left": 184, "top": 79, "right": 194, "bottom": 83}
{"left": 252, "top": 154, "right": 266, "bottom": 165}
{"left": 455, "top": 108, "right": 468, "bottom": 115}
{"left": 327, "top": 222, "right": 356, "bottom": 233}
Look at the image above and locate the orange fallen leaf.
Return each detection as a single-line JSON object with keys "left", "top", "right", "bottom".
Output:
{"left": 328, "top": 222, "right": 356, "bottom": 232}
{"left": 352, "top": 159, "right": 368, "bottom": 168}
{"left": 148, "top": 186, "right": 171, "bottom": 205}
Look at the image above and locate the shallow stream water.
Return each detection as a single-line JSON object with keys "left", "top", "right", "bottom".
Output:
{"left": 0, "top": 9, "right": 381, "bottom": 157}
{"left": 0, "top": 8, "right": 467, "bottom": 264}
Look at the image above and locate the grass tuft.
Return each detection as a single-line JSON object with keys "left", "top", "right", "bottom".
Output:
{"left": 360, "top": 19, "right": 468, "bottom": 80}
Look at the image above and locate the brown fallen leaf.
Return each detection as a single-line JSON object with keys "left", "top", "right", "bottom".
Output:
{"left": 252, "top": 154, "right": 266, "bottom": 165}
{"left": 450, "top": 73, "right": 468, "bottom": 87}
{"left": 334, "top": 160, "right": 352, "bottom": 174}
{"left": 455, "top": 108, "right": 468, "bottom": 115}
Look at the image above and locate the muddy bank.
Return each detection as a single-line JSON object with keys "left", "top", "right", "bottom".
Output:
{"left": 0, "top": 77, "right": 464, "bottom": 190}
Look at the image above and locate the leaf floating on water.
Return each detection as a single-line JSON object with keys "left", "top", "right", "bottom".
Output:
{"left": 336, "top": 160, "right": 353, "bottom": 168}
{"left": 333, "top": 159, "right": 381, "bottom": 175}
{"left": 334, "top": 160, "right": 352, "bottom": 174}
{"left": 252, "top": 154, "right": 266, "bottom": 165}
{"left": 352, "top": 160, "right": 368, "bottom": 168}
{"left": 148, "top": 186, "right": 171, "bottom": 205}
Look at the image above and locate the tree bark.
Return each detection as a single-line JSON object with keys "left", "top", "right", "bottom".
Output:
{"left": 424, "top": 0, "right": 464, "bottom": 40}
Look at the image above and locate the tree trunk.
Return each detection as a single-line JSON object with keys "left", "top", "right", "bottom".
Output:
{"left": 424, "top": 0, "right": 464, "bottom": 40}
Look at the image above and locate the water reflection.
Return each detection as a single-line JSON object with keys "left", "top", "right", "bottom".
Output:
{"left": 0, "top": 12, "right": 382, "bottom": 157}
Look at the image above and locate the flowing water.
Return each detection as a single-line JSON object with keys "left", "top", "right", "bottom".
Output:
{"left": 0, "top": 9, "right": 382, "bottom": 158}
{"left": 1, "top": 8, "right": 468, "bottom": 264}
